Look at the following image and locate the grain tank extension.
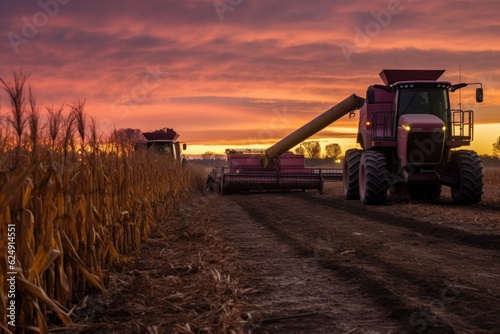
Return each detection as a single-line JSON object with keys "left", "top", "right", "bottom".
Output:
{"left": 208, "top": 94, "right": 365, "bottom": 193}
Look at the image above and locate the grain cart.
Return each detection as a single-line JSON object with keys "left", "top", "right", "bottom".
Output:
{"left": 343, "top": 69, "right": 484, "bottom": 205}
{"left": 135, "top": 128, "right": 187, "bottom": 163}
{"left": 208, "top": 95, "right": 365, "bottom": 193}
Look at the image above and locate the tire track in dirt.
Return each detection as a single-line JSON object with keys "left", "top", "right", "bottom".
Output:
{"left": 298, "top": 192, "right": 500, "bottom": 250}
{"left": 431, "top": 201, "right": 500, "bottom": 214}
{"left": 233, "top": 196, "right": 454, "bottom": 332}
{"left": 230, "top": 193, "right": 500, "bottom": 333}
{"left": 213, "top": 195, "right": 404, "bottom": 333}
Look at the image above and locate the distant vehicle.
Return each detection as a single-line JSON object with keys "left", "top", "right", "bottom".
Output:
{"left": 135, "top": 128, "right": 187, "bottom": 163}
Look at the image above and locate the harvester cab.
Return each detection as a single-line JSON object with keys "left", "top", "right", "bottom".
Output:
{"left": 135, "top": 128, "right": 187, "bottom": 163}
{"left": 344, "top": 69, "right": 484, "bottom": 205}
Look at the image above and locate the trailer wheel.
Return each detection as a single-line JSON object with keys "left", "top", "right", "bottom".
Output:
{"left": 449, "top": 150, "right": 483, "bottom": 204}
{"left": 409, "top": 183, "right": 442, "bottom": 200}
{"left": 359, "top": 151, "right": 388, "bottom": 205}
{"left": 343, "top": 149, "right": 362, "bottom": 200}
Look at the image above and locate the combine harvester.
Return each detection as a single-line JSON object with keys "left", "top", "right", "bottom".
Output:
{"left": 345, "top": 69, "right": 484, "bottom": 205}
{"left": 207, "top": 95, "right": 365, "bottom": 194}
{"left": 209, "top": 69, "right": 484, "bottom": 204}
{"left": 135, "top": 128, "right": 187, "bottom": 164}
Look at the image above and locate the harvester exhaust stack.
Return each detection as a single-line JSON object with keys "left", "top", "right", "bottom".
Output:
{"left": 207, "top": 94, "right": 365, "bottom": 194}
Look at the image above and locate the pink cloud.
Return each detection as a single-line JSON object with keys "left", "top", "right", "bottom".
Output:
{"left": 1, "top": 0, "right": 500, "bottom": 154}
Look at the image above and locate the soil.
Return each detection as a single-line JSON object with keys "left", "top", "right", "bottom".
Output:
{"left": 80, "top": 188, "right": 500, "bottom": 334}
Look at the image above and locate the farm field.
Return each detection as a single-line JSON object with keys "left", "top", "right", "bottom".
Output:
{"left": 3, "top": 2, "right": 500, "bottom": 333}
{"left": 86, "top": 168, "right": 500, "bottom": 333}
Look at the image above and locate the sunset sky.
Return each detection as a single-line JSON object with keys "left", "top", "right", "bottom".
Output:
{"left": 1, "top": 0, "right": 499, "bottom": 156}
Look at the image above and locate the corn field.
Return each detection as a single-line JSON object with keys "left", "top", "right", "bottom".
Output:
{"left": 0, "top": 72, "right": 206, "bottom": 333}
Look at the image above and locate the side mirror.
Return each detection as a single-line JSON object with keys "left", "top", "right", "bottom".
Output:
{"left": 476, "top": 88, "right": 483, "bottom": 103}
{"left": 183, "top": 143, "right": 187, "bottom": 150}
{"left": 366, "top": 89, "right": 375, "bottom": 104}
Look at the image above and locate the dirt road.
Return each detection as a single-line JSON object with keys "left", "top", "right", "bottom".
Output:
{"left": 86, "top": 187, "right": 500, "bottom": 333}
{"left": 214, "top": 191, "right": 500, "bottom": 333}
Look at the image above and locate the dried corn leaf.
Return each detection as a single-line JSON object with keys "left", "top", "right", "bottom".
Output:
{"left": 61, "top": 231, "right": 105, "bottom": 291}
{"left": 0, "top": 159, "right": 39, "bottom": 208}
{"left": 16, "top": 274, "right": 72, "bottom": 326}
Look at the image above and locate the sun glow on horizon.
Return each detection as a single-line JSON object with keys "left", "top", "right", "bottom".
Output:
{"left": 185, "top": 122, "right": 499, "bottom": 157}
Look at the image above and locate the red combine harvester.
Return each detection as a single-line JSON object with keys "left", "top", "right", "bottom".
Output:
{"left": 207, "top": 95, "right": 365, "bottom": 194}
{"left": 344, "top": 69, "right": 484, "bottom": 204}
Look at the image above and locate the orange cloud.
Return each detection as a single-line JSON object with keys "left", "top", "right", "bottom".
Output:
{"left": 1, "top": 0, "right": 499, "bottom": 155}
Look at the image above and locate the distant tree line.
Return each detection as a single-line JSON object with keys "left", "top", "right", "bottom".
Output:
{"left": 494, "top": 136, "right": 500, "bottom": 158}
{"left": 294, "top": 141, "right": 342, "bottom": 160}
{"left": 201, "top": 151, "right": 225, "bottom": 160}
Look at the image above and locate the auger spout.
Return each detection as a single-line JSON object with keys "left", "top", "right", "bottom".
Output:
{"left": 263, "top": 94, "right": 365, "bottom": 167}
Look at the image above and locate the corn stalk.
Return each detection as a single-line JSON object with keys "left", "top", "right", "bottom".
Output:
{"left": 0, "top": 73, "right": 207, "bottom": 332}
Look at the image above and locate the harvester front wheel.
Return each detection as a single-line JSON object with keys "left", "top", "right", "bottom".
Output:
{"left": 449, "top": 150, "right": 483, "bottom": 204}
{"left": 359, "top": 151, "right": 388, "bottom": 205}
{"left": 343, "top": 149, "right": 362, "bottom": 200}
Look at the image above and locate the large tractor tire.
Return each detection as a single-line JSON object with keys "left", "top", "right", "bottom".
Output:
{"left": 409, "top": 183, "right": 442, "bottom": 200}
{"left": 449, "top": 150, "right": 483, "bottom": 204}
{"left": 359, "top": 151, "right": 389, "bottom": 205}
{"left": 343, "top": 149, "right": 362, "bottom": 200}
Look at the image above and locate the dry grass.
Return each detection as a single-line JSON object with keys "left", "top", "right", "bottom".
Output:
{"left": 81, "top": 196, "right": 254, "bottom": 333}
{"left": 483, "top": 168, "right": 500, "bottom": 203}
{"left": 0, "top": 73, "right": 206, "bottom": 333}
